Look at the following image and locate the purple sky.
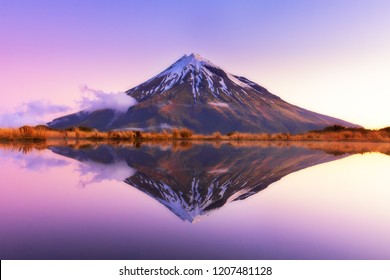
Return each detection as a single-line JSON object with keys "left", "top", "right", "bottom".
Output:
{"left": 1, "top": 0, "right": 389, "bottom": 128}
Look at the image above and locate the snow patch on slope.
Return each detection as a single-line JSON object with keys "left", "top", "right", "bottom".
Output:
{"left": 208, "top": 102, "right": 229, "bottom": 108}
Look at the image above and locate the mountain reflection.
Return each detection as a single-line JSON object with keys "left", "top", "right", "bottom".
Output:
{"left": 46, "top": 142, "right": 360, "bottom": 222}
{"left": 2, "top": 140, "right": 388, "bottom": 222}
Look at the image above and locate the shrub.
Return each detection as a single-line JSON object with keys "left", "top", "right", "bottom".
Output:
{"left": 212, "top": 131, "right": 222, "bottom": 139}
{"left": 34, "top": 125, "right": 50, "bottom": 130}
{"left": 226, "top": 131, "right": 237, "bottom": 137}
{"left": 179, "top": 128, "right": 193, "bottom": 138}
{"left": 77, "top": 126, "right": 94, "bottom": 132}
{"left": 379, "top": 127, "right": 390, "bottom": 133}
{"left": 134, "top": 130, "right": 142, "bottom": 138}
{"left": 324, "top": 125, "right": 346, "bottom": 132}
{"left": 18, "top": 126, "right": 34, "bottom": 137}
{"left": 172, "top": 128, "right": 180, "bottom": 138}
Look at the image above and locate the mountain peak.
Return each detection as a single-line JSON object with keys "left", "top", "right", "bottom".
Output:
{"left": 181, "top": 53, "right": 210, "bottom": 62}
{"left": 186, "top": 53, "right": 213, "bottom": 64}
{"left": 188, "top": 52, "right": 203, "bottom": 59}
{"left": 167, "top": 53, "right": 219, "bottom": 73}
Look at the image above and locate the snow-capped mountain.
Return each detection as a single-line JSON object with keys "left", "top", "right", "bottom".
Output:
{"left": 49, "top": 53, "right": 359, "bottom": 133}
{"left": 126, "top": 53, "right": 273, "bottom": 103}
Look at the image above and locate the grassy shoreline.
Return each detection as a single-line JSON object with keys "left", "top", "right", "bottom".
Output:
{"left": 0, "top": 125, "right": 390, "bottom": 143}
{"left": 1, "top": 138, "right": 390, "bottom": 156}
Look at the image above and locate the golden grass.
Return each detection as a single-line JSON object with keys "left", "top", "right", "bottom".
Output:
{"left": 0, "top": 125, "right": 390, "bottom": 143}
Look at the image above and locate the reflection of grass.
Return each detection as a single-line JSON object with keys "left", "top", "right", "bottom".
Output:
{"left": 1, "top": 125, "right": 390, "bottom": 142}
{"left": 1, "top": 139, "right": 390, "bottom": 156}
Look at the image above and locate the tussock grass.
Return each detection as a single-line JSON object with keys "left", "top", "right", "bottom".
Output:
{"left": 0, "top": 125, "right": 390, "bottom": 143}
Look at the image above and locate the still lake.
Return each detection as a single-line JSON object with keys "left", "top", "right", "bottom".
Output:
{"left": 1, "top": 141, "right": 389, "bottom": 259}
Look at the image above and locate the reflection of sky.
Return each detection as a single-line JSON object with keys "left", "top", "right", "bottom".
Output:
{"left": 0, "top": 149, "right": 71, "bottom": 171}
{"left": 0, "top": 149, "right": 389, "bottom": 259}
{"left": 76, "top": 160, "right": 136, "bottom": 187}
{"left": 0, "top": 149, "right": 135, "bottom": 187}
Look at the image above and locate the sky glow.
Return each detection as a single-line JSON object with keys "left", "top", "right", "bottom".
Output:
{"left": 1, "top": 0, "right": 389, "bottom": 128}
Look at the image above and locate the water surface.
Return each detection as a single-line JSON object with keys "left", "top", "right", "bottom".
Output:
{"left": 1, "top": 141, "right": 389, "bottom": 259}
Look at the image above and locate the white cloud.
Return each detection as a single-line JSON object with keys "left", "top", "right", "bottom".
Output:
{"left": 78, "top": 85, "right": 137, "bottom": 113}
{"left": 0, "top": 100, "right": 71, "bottom": 127}
{"left": 0, "top": 86, "right": 138, "bottom": 127}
